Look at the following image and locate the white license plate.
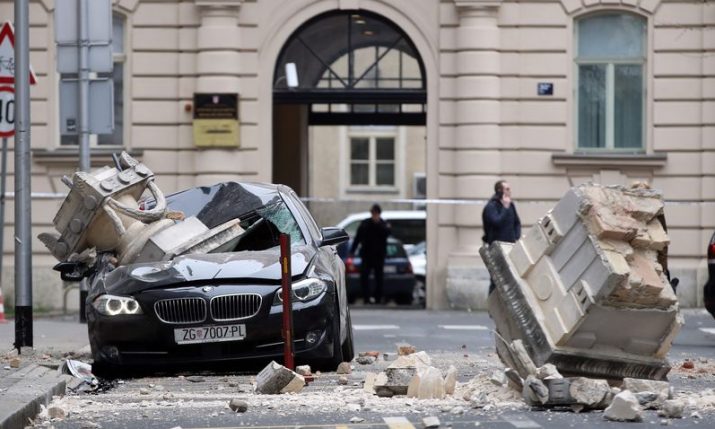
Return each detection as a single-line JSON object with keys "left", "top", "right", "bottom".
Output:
{"left": 383, "top": 265, "right": 397, "bottom": 273}
{"left": 174, "top": 324, "right": 246, "bottom": 345}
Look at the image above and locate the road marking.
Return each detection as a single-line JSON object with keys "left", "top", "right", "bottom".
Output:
{"left": 503, "top": 415, "right": 542, "bottom": 428}
{"left": 383, "top": 416, "right": 416, "bottom": 429}
{"left": 354, "top": 324, "right": 400, "bottom": 330}
{"left": 439, "top": 325, "right": 488, "bottom": 331}
{"left": 700, "top": 328, "right": 715, "bottom": 335}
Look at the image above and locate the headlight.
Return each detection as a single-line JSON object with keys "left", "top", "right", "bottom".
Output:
{"left": 92, "top": 294, "right": 143, "bottom": 316}
{"left": 273, "top": 278, "right": 327, "bottom": 305}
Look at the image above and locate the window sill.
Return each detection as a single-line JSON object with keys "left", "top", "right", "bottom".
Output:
{"left": 32, "top": 147, "right": 143, "bottom": 167}
{"left": 345, "top": 186, "right": 400, "bottom": 195}
{"left": 551, "top": 152, "right": 667, "bottom": 168}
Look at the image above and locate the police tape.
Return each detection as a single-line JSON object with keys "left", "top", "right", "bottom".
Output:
{"left": 11, "top": 192, "right": 715, "bottom": 206}
{"left": 299, "top": 196, "right": 715, "bottom": 206}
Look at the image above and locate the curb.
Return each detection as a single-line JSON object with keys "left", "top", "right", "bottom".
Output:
{"left": 0, "top": 364, "right": 69, "bottom": 429}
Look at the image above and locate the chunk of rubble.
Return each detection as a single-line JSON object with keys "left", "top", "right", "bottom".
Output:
{"left": 336, "top": 362, "right": 352, "bottom": 374}
{"left": 568, "top": 377, "right": 611, "bottom": 409}
{"left": 295, "top": 365, "right": 311, "bottom": 376}
{"left": 228, "top": 399, "right": 248, "bottom": 413}
{"left": 48, "top": 406, "right": 67, "bottom": 420}
{"left": 373, "top": 350, "right": 434, "bottom": 396}
{"left": 396, "top": 343, "right": 416, "bottom": 356}
{"left": 489, "top": 369, "right": 507, "bottom": 386}
{"left": 363, "top": 373, "right": 377, "bottom": 394}
{"left": 407, "top": 366, "right": 446, "bottom": 399}
{"left": 623, "top": 377, "right": 670, "bottom": 410}
{"left": 604, "top": 390, "right": 642, "bottom": 422}
{"left": 444, "top": 365, "right": 457, "bottom": 395}
{"left": 422, "top": 416, "right": 441, "bottom": 428}
{"left": 658, "top": 400, "right": 684, "bottom": 419}
{"left": 482, "top": 183, "right": 683, "bottom": 381}
{"left": 504, "top": 368, "right": 523, "bottom": 390}
{"left": 356, "top": 356, "right": 376, "bottom": 365}
{"left": 255, "top": 361, "right": 305, "bottom": 394}
{"left": 522, "top": 375, "right": 549, "bottom": 405}
{"left": 536, "top": 364, "right": 562, "bottom": 380}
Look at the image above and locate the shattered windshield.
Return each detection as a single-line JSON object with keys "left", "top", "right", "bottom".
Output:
{"left": 234, "top": 200, "right": 306, "bottom": 249}
{"left": 167, "top": 183, "right": 306, "bottom": 251}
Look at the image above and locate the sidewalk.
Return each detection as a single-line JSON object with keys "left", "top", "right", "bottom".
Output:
{"left": 0, "top": 316, "right": 89, "bottom": 429}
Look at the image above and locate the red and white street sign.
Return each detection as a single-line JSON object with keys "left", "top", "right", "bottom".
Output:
{"left": 0, "top": 22, "right": 38, "bottom": 85}
{"left": 0, "top": 86, "right": 14, "bottom": 137}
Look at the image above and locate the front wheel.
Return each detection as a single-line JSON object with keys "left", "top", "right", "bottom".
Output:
{"left": 315, "top": 302, "right": 345, "bottom": 371}
{"left": 342, "top": 308, "right": 355, "bottom": 362}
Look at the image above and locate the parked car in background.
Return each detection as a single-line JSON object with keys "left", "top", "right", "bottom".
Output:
{"left": 339, "top": 237, "right": 416, "bottom": 305}
{"left": 705, "top": 231, "right": 715, "bottom": 319}
{"left": 407, "top": 241, "right": 426, "bottom": 308}
{"left": 71, "top": 182, "right": 355, "bottom": 373}
{"left": 336, "top": 210, "right": 425, "bottom": 251}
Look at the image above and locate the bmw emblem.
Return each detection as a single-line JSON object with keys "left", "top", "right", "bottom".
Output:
{"left": 202, "top": 286, "right": 214, "bottom": 293}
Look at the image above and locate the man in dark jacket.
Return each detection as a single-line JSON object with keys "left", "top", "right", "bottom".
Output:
{"left": 349, "top": 204, "right": 391, "bottom": 304}
{"left": 482, "top": 180, "right": 521, "bottom": 293}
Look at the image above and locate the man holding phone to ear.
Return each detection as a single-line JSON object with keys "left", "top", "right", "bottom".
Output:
{"left": 482, "top": 180, "right": 522, "bottom": 294}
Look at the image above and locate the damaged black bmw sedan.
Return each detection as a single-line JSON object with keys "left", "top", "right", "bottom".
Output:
{"left": 82, "top": 182, "right": 354, "bottom": 372}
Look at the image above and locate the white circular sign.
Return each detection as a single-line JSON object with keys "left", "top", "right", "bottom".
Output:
{"left": 0, "top": 86, "right": 15, "bottom": 138}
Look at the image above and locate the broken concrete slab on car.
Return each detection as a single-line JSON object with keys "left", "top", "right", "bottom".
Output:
{"left": 482, "top": 183, "right": 683, "bottom": 382}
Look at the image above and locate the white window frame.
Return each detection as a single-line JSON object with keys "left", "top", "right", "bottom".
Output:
{"left": 573, "top": 12, "right": 647, "bottom": 152}
{"left": 58, "top": 11, "right": 128, "bottom": 148}
{"left": 343, "top": 126, "right": 402, "bottom": 194}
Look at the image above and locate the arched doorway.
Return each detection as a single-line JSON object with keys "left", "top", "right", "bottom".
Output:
{"left": 272, "top": 10, "right": 426, "bottom": 198}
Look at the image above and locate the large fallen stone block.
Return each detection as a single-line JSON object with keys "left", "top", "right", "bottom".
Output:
{"left": 38, "top": 152, "right": 246, "bottom": 266}
{"left": 483, "top": 183, "right": 683, "bottom": 380}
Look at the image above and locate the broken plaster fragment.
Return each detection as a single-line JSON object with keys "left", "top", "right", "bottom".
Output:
{"left": 604, "top": 390, "right": 642, "bottom": 422}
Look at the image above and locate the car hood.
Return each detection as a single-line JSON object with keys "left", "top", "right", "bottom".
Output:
{"left": 99, "top": 245, "right": 315, "bottom": 295}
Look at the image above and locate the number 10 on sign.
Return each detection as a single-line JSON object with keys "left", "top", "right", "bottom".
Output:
{"left": 0, "top": 86, "right": 14, "bottom": 138}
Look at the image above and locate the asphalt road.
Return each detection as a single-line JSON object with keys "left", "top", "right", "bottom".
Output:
{"left": 18, "top": 308, "right": 715, "bottom": 429}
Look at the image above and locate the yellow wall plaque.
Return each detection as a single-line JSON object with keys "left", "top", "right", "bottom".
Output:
{"left": 193, "top": 93, "right": 239, "bottom": 147}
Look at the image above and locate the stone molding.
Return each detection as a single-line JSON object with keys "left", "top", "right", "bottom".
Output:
{"left": 195, "top": 0, "right": 243, "bottom": 7}
{"left": 454, "top": 0, "right": 502, "bottom": 19}
{"left": 453, "top": 0, "right": 502, "bottom": 10}
{"left": 551, "top": 153, "right": 667, "bottom": 168}
{"left": 559, "top": 0, "right": 662, "bottom": 16}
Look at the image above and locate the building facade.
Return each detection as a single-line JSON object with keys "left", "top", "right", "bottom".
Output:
{"left": 0, "top": 0, "right": 712, "bottom": 310}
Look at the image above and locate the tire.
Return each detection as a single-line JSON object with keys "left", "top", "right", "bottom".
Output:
{"left": 413, "top": 277, "right": 426, "bottom": 308}
{"left": 91, "top": 359, "right": 121, "bottom": 379}
{"left": 317, "top": 301, "right": 345, "bottom": 371}
{"left": 341, "top": 308, "right": 355, "bottom": 362}
{"left": 395, "top": 294, "right": 413, "bottom": 305}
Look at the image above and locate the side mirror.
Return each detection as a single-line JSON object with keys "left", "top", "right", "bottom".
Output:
{"left": 53, "top": 261, "right": 88, "bottom": 282}
{"left": 320, "top": 227, "right": 349, "bottom": 247}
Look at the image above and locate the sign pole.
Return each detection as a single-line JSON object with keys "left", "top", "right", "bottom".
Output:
{"left": 14, "top": 0, "right": 34, "bottom": 350}
{"left": 78, "top": 0, "right": 90, "bottom": 171}
{"left": 279, "top": 233, "right": 294, "bottom": 370}
{"left": 0, "top": 138, "right": 7, "bottom": 298}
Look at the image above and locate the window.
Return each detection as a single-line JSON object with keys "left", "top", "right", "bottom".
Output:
{"left": 61, "top": 13, "right": 125, "bottom": 146}
{"left": 575, "top": 13, "right": 646, "bottom": 150}
{"left": 349, "top": 135, "right": 395, "bottom": 187}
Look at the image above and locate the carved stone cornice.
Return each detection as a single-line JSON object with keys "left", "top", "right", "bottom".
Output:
{"left": 194, "top": 0, "right": 243, "bottom": 7}
{"left": 454, "top": 0, "right": 502, "bottom": 11}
